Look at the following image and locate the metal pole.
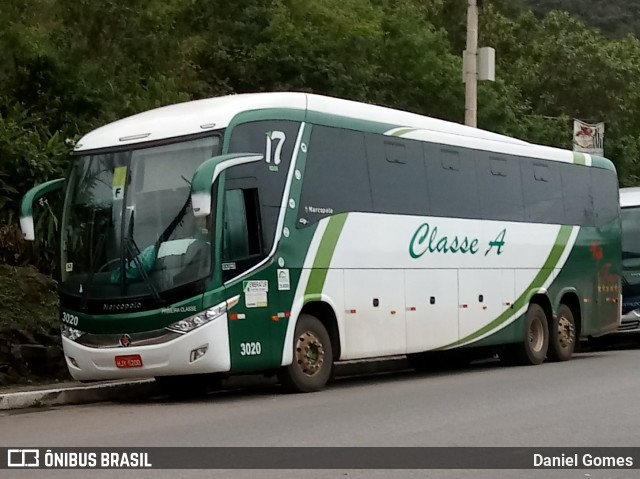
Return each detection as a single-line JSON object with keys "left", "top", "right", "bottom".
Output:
{"left": 464, "top": 0, "right": 478, "bottom": 127}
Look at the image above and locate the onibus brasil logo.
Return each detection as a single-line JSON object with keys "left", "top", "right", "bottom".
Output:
{"left": 6, "top": 449, "right": 152, "bottom": 468}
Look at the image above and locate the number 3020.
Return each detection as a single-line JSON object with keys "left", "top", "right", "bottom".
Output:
{"left": 240, "top": 342, "right": 262, "bottom": 356}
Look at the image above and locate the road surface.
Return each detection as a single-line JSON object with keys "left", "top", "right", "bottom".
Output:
{"left": 2, "top": 341, "right": 640, "bottom": 478}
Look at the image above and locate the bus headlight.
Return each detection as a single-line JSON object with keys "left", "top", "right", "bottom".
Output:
{"left": 61, "top": 323, "right": 84, "bottom": 341}
{"left": 166, "top": 295, "right": 240, "bottom": 334}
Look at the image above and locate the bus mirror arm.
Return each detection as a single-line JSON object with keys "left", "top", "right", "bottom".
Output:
{"left": 20, "top": 178, "right": 65, "bottom": 241}
{"left": 189, "top": 153, "right": 264, "bottom": 218}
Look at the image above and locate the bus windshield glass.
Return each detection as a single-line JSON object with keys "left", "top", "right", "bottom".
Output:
{"left": 60, "top": 136, "right": 220, "bottom": 304}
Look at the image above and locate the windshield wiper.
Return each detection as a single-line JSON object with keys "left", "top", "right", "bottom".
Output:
{"left": 124, "top": 208, "right": 164, "bottom": 305}
{"left": 155, "top": 194, "right": 192, "bottom": 251}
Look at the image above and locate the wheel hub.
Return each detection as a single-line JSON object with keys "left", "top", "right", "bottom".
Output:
{"left": 528, "top": 316, "right": 545, "bottom": 353}
{"left": 557, "top": 315, "right": 575, "bottom": 349}
{"left": 295, "top": 331, "right": 325, "bottom": 377}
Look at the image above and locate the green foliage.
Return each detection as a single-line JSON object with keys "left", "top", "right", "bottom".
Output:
{"left": 522, "top": 0, "right": 640, "bottom": 38}
{"left": 0, "top": 104, "right": 69, "bottom": 272}
{"left": 259, "top": 0, "right": 383, "bottom": 99}
{"left": 371, "top": 2, "right": 463, "bottom": 121}
{"left": 480, "top": 4, "right": 640, "bottom": 175}
{"left": 3, "top": 0, "right": 640, "bottom": 274}
{"left": 0, "top": 263, "right": 59, "bottom": 331}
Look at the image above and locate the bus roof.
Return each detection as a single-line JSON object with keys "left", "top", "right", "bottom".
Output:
{"left": 620, "top": 187, "right": 640, "bottom": 208}
{"left": 73, "top": 92, "right": 611, "bottom": 169}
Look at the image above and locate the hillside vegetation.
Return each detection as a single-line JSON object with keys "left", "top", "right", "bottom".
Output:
{"left": 524, "top": 0, "right": 640, "bottom": 38}
{"left": 0, "top": 264, "right": 66, "bottom": 385}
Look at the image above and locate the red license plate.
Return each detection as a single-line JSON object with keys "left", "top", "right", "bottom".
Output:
{"left": 115, "top": 354, "right": 143, "bottom": 368}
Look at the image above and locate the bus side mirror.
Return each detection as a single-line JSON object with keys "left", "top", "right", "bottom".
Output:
{"left": 190, "top": 153, "right": 263, "bottom": 218}
{"left": 20, "top": 178, "right": 65, "bottom": 240}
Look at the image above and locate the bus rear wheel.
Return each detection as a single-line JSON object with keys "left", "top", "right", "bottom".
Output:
{"left": 500, "top": 303, "right": 549, "bottom": 366}
{"left": 547, "top": 304, "right": 576, "bottom": 361}
{"left": 279, "top": 314, "right": 333, "bottom": 393}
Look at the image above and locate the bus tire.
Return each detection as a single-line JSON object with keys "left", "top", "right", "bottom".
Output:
{"left": 547, "top": 304, "right": 576, "bottom": 361}
{"left": 279, "top": 314, "right": 333, "bottom": 393}
{"left": 500, "top": 303, "right": 548, "bottom": 366}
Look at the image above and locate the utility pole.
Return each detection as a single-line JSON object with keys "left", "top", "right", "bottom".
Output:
{"left": 464, "top": 0, "right": 479, "bottom": 127}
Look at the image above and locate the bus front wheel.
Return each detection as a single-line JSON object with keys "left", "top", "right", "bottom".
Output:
{"left": 547, "top": 304, "right": 576, "bottom": 362}
{"left": 500, "top": 303, "right": 549, "bottom": 366}
{"left": 279, "top": 314, "right": 333, "bottom": 393}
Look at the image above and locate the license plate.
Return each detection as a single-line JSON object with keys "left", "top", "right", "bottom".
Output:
{"left": 115, "top": 355, "right": 143, "bottom": 368}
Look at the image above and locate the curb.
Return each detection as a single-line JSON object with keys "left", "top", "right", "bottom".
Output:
{"left": 0, "top": 379, "right": 156, "bottom": 411}
{"left": 0, "top": 357, "right": 410, "bottom": 411}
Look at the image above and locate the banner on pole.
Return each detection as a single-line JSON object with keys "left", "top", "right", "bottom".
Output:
{"left": 573, "top": 119, "right": 604, "bottom": 156}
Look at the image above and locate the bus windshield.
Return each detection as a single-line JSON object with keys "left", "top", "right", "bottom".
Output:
{"left": 60, "top": 136, "right": 220, "bottom": 306}
{"left": 621, "top": 205, "right": 640, "bottom": 313}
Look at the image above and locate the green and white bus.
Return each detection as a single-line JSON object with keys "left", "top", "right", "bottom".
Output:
{"left": 21, "top": 93, "right": 621, "bottom": 392}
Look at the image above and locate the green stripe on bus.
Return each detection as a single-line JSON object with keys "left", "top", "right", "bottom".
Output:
{"left": 305, "top": 214, "right": 348, "bottom": 296}
{"left": 573, "top": 152, "right": 587, "bottom": 165}
{"left": 390, "top": 128, "right": 418, "bottom": 137}
{"left": 440, "top": 224, "right": 574, "bottom": 349}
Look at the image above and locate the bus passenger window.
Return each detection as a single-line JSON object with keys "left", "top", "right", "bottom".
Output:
{"left": 490, "top": 157, "right": 507, "bottom": 177}
{"left": 533, "top": 164, "right": 550, "bottom": 182}
{"left": 298, "top": 126, "right": 372, "bottom": 226}
{"left": 441, "top": 149, "right": 460, "bottom": 171}
{"left": 522, "top": 161, "right": 563, "bottom": 223}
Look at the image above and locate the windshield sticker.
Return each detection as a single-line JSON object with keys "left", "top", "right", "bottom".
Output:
{"left": 243, "top": 280, "right": 268, "bottom": 308}
{"left": 277, "top": 269, "right": 290, "bottom": 291}
{"left": 65, "top": 262, "right": 73, "bottom": 272}
{"left": 222, "top": 262, "right": 236, "bottom": 271}
{"left": 112, "top": 166, "right": 127, "bottom": 200}
{"left": 157, "top": 239, "right": 196, "bottom": 258}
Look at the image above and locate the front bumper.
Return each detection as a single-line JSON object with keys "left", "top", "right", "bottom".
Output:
{"left": 62, "top": 314, "right": 231, "bottom": 381}
{"left": 616, "top": 310, "right": 640, "bottom": 334}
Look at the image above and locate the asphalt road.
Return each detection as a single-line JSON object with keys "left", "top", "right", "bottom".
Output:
{"left": 3, "top": 340, "right": 640, "bottom": 479}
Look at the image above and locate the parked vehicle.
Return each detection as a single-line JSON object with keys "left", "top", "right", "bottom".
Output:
{"left": 21, "top": 92, "right": 622, "bottom": 392}
{"left": 619, "top": 187, "right": 640, "bottom": 333}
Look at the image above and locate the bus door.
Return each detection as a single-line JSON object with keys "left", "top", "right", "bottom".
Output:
{"left": 221, "top": 177, "right": 275, "bottom": 370}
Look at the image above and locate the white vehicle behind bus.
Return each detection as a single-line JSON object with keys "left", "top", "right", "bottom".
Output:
{"left": 619, "top": 187, "right": 640, "bottom": 333}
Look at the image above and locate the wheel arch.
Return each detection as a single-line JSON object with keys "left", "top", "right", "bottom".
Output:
{"left": 281, "top": 294, "right": 343, "bottom": 366}
{"left": 300, "top": 300, "right": 341, "bottom": 361}
{"left": 500, "top": 290, "right": 551, "bottom": 366}
{"left": 528, "top": 291, "right": 553, "bottom": 324}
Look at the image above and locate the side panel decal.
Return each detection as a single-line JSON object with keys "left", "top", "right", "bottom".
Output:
{"left": 438, "top": 224, "right": 575, "bottom": 349}
{"left": 305, "top": 214, "right": 348, "bottom": 296}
